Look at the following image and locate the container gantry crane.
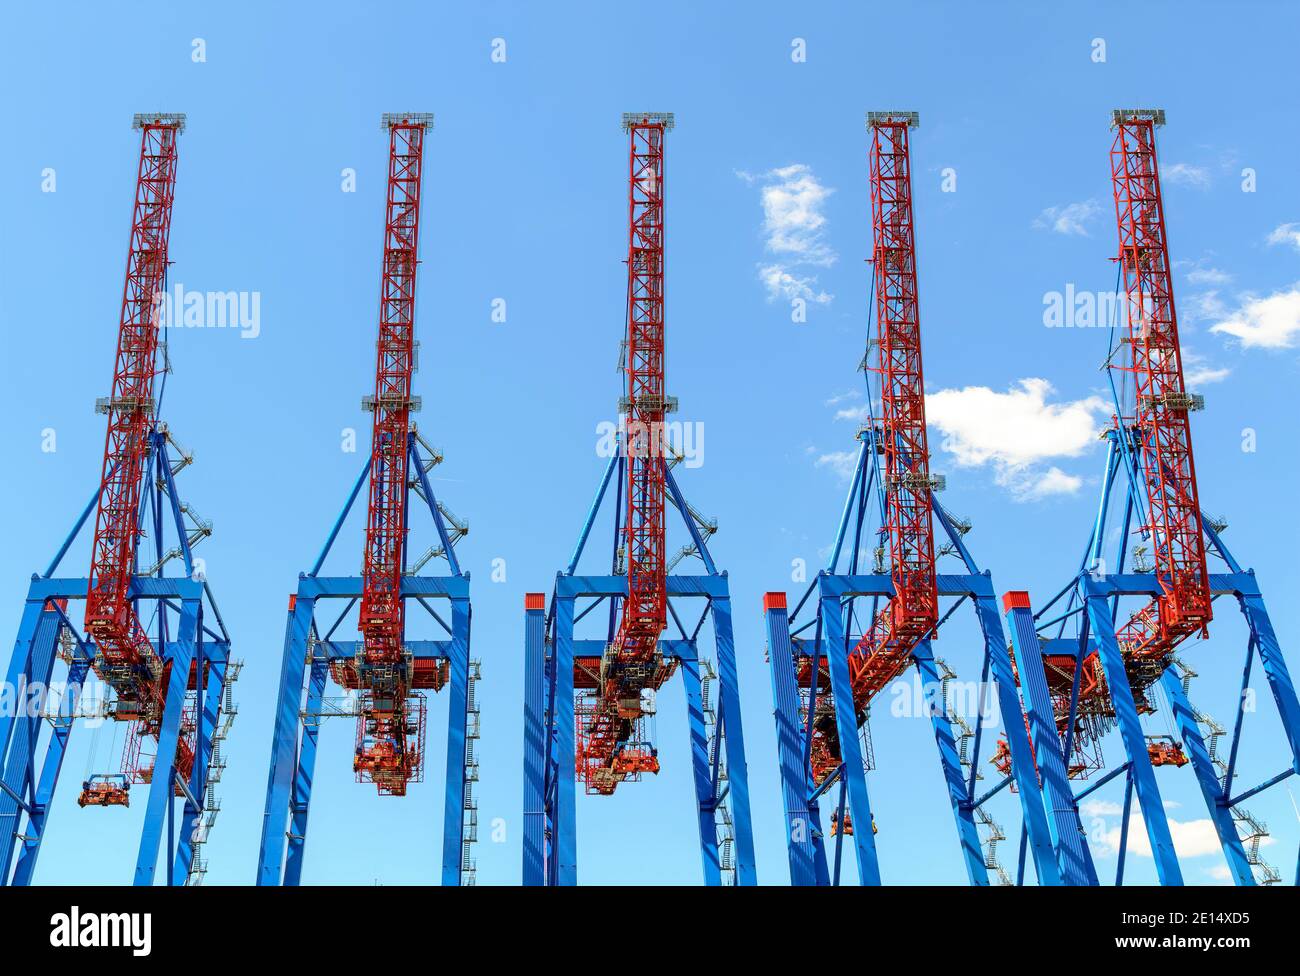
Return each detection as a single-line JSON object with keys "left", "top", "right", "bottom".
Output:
{"left": 0, "top": 114, "right": 239, "bottom": 886}
{"left": 763, "top": 113, "right": 1089, "bottom": 887}
{"left": 258, "top": 114, "right": 480, "bottom": 886}
{"left": 522, "top": 113, "right": 757, "bottom": 886}
{"left": 1004, "top": 109, "right": 1300, "bottom": 886}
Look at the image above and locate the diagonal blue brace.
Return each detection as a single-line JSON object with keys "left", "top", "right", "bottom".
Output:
{"left": 817, "top": 584, "right": 882, "bottom": 885}
{"left": 1159, "top": 667, "right": 1254, "bottom": 885}
{"left": 1002, "top": 591, "right": 1097, "bottom": 885}
{"left": 763, "top": 594, "right": 830, "bottom": 886}
{"left": 1082, "top": 581, "right": 1182, "bottom": 885}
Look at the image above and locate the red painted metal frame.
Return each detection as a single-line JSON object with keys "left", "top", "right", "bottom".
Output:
{"left": 616, "top": 119, "right": 669, "bottom": 668}
{"left": 1109, "top": 115, "right": 1212, "bottom": 665}
{"left": 353, "top": 118, "right": 430, "bottom": 794}
{"left": 82, "top": 119, "right": 193, "bottom": 784}
{"left": 85, "top": 121, "right": 179, "bottom": 670}
{"left": 809, "top": 117, "right": 940, "bottom": 783}
{"left": 576, "top": 119, "right": 673, "bottom": 794}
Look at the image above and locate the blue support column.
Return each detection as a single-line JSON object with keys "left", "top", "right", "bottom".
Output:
{"left": 764, "top": 595, "right": 829, "bottom": 886}
{"left": 171, "top": 658, "right": 227, "bottom": 881}
{"left": 1083, "top": 586, "right": 1182, "bottom": 885}
{"left": 679, "top": 645, "right": 723, "bottom": 885}
{"left": 552, "top": 589, "right": 578, "bottom": 886}
{"left": 1159, "top": 667, "right": 1254, "bottom": 885}
{"left": 0, "top": 601, "right": 61, "bottom": 881}
{"left": 10, "top": 656, "right": 92, "bottom": 885}
{"left": 0, "top": 597, "right": 47, "bottom": 775}
{"left": 256, "top": 592, "right": 315, "bottom": 885}
{"left": 1002, "top": 593, "right": 1098, "bottom": 885}
{"left": 439, "top": 596, "right": 471, "bottom": 886}
{"left": 133, "top": 597, "right": 199, "bottom": 886}
{"left": 973, "top": 593, "right": 1064, "bottom": 886}
{"left": 706, "top": 593, "right": 757, "bottom": 886}
{"left": 817, "top": 584, "right": 881, "bottom": 885}
{"left": 1238, "top": 591, "right": 1300, "bottom": 772}
{"left": 283, "top": 652, "right": 327, "bottom": 886}
{"left": 522, "top": 595, "right": 548, "bottom": 886}
{"left": 911, "top": 640, "right": 989, "bottom": 885}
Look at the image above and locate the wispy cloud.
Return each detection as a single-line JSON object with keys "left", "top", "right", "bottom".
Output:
{"left": 1183, "top": 348, "right": 1231, "bottom": 386}
{"left": 1186, "top": 266, "right": 1232, "bottom": 286}
{"left": 1163, "top": 162, "right": 1212, "bottom": 189}
{"left": 925, "top": 379, "right": 1108, "bottom": 501}
{"left": 1267, "top": 222, "right": 1300, "bottom": 252}
{"left": 739, "top": 164, "right": 836, "bottom": 305}
{"left": 1209, "top": 285, "right": 1300, "bottom": 349}
{"left": 1033, "top": 199, "right": 1101, "bottom": 237}
{"left": 814, "top": 449, "right": 859, "bottom": 482}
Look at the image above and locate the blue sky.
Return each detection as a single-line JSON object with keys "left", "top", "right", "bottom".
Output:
{"left": 2, "top": 1, "right": 1299, "bottom": 885}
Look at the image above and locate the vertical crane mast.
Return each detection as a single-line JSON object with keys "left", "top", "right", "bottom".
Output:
{"left": 808, "top": 113, "right": 938, "bottom": 781}
{"left": 85, "top": 116, "right": 183, "bottom": 675}
{"left": 866, "top": 113, "right": 938, "bottom": 651}
{"left": 617, "top": 116, "right": 670, "bottom": 664}
{"left": 361, "top": 116, "right": 427, "bottom": 664}
{"left": 1110, "top": 109, "right": 1212, "bottom": 668}
{"left": 353, "top": 114, "right": 432, "bottom": 795}
{"left": 574, "top": 114, "right": 677, "bottom": 796}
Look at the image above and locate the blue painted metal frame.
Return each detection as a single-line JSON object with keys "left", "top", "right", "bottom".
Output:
{"left": 762, "top": 430, "right": 1068, "bottom": 886}
{"left": 522, "top": 454, "right": 757, "bottom": 885}
{"left": 256, "top": 434, "right": 474, "bottom": 886}
{"left": 0, "top": 431, "right": 233, "bottom": 886}
{"left": 1021, "top": 427, "right": 1300, "bottom": 886}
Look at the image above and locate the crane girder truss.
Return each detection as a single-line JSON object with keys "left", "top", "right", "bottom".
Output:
{"left": 1109, "top": 113, "right": 1211, "bottom": 667}
{"left": 809, "top": 117, "right": 939, "bottom": 783}
{"left": 83, "top": 117, "right": 195, "bottom": 782}
{"left": 353, "top": 117, "right": 431, "bottom": 795}
{"left": 576, "top": 118, "right": 672, "bottom": 794}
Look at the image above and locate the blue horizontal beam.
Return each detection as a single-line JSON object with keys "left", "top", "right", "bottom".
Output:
{"left": 1075, "top": 572, "right": 1258, "bottom": 599}
{"left": 570, "top": 639, "right": 696, "bottom": 659}
{"left": 296, "top": 574, "right": 470, "bottom": 601}
{"left": 318, "top": 640, "right": 450, "bottom": 661}
{"left": 25, "top": 576, "right": 205, "bottom": 602}
{"left": 815, "top": 572, "right": 996, "bottom": 600}
{"left": 555, "top": 574, "right": 729, "bottom": 600}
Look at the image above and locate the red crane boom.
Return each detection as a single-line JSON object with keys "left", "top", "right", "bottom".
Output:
{"left": 809, "top": 113, "right": 939, "bottom": 782}
{"left": 84, "top": 115, "right": 194, "bottom": 783}
{"left": 575, "top": 114, "right": 677, "bottom": 795}
{"left": 1109, "top": 109, "right": 1212, "bottom": 672}
{"left": 348, "top": 114, "right": 434, "bottom": 795}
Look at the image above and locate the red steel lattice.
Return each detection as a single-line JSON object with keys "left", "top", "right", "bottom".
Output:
{"left": 808, "top": 114, "right": 939, "bottom": 783}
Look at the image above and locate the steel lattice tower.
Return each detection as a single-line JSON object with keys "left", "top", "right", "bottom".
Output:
{"left": 258, "top": 114, "right": 480, "bottom": 885}
{"left": 1, "top": 115, "right": 239, "bottom": 886}
{"left": 1004, "top": 109, "right": 1300, "bottom": 886}
{"left": 522, "top": 113, "right": 757, "bottom": 885}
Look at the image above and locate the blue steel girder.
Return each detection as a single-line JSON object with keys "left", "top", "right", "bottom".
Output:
{"left": 764, "top": 568, "right": 1063, "bottom": 886}
{"left": 522, "top": 572, "right": 757, "bottom": 886}
{"left": 1029, "top": 568, "right": 1300, "bottom": 886}
{"left": 256, "top": 570, "right": 473, "bottom": 886}
{"left": 2, "top": 568, "right": 230, "bottom": 886}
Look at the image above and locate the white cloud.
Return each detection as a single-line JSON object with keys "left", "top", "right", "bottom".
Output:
{"left": 925, "top": 379, "right": 1107, "bottom": 501}
{"left": 1033, "top": 199, "right": 1101, "bottom": 237}
{"left": 1080, "top": 799, "right": 1124, "bottom": 819}
{"left": 759, "top": 264, "right": 831, "bottom": 305}
{"left": 740, "top": 164, "right": 837, "bottom": 305}
{"left": 1267, "top": 222, "right": 1300, "bottom": 251}
{"left": 1183, "top": 348, "right": 1231, "bottom": 387}
{"left": 1209, "top": 285, "right": 1300, "bottom": 349}
{"left": 1163, "top": 162, "right": 1211, "bottom": 189}
{"left": 1186, "top": 266, "right": 1231, "bottom": 286}
{"left": 1098, "top": 815, "right": 1269, "bottom": 861}
{"left": 815, "top": 450, "right": 859, "bottom": 482}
